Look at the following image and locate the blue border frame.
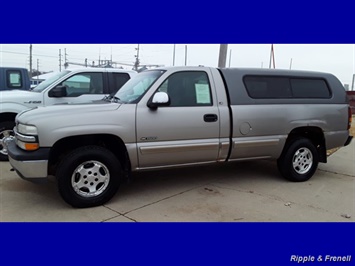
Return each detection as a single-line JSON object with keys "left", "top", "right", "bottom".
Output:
{"left": 1, "top": 223, "right": 354, "bottom": 266}
{"left": 1, "top": 1, "right": 354, "bottom": 266}
{"left": 1, "top": 0, "right": 355, "bottom": 43}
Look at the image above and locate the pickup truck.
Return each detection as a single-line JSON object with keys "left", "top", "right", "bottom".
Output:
{"left": 0, "top": 67, "right": 136, "bottom": 160}
{"left": 0, "top": 67, "right": 31, "bottom": 91}
{"left": 7, "top": 66, "right": 353, "bottom": 208}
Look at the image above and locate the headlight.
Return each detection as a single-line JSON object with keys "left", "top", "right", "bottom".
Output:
{"left": 15, "top": 123, "right": 39, "bottom": 151}
{"left": 17, "top": 124, "right": 38, "bottom": 135}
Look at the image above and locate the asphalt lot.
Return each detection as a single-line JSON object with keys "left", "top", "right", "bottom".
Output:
{"left": 0, "top": 137, "right": 354, "bottom": 222}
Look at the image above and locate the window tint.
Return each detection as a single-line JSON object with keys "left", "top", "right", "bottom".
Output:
{"left": 58, "top": 72, "right": 104, "bottom": 97}
{"left": 244, "top": 76, "right": 331, "bottom": 99}
{"left": 290, "top": 78, "right": 330, "bottom": 98}
{"left": 7, "top": 70, "right": 22, "bottom": 88}
{"left": 112, "top": 73, "right": 130, "bottom": 94}
{"left": 158, "top": 71, "right": 212, "bottom": 107}
{"left": 244, "top": 76, "right": 291, "bottom": 98}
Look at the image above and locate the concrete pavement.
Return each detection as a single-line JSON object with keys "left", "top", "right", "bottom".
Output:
{"left": 0, "top": 141, "right": 354, "bottom": 222}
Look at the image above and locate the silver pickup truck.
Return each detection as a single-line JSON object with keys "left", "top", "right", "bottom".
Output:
{"left": 7, "top": 67, "right": 353, "bottom": 207}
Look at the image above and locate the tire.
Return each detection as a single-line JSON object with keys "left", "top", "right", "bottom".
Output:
{"left": 56, "top": 146, "right": 122, "bottom": 208}
{"left": 277, "top": 138, "right": 319, "bottom": 182}
{"left": 0, "top": 121, "right": 16, "bottom": 161}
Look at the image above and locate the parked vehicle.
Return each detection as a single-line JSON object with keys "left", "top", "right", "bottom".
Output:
{"left": 0, "top": 67, "right": 31, "bottom": 91}
{"left": 7, "top": 67, "right": 353, "bottom": 207}
{"left": 0, "top": 67, "right": 136, "bottom": 160}
{"left": 346, "top": 91, "right": 355, "bottom": 114}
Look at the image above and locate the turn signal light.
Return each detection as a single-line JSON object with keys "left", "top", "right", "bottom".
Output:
{"left": 24, "top": 143, "right": 39, "bottom": 151}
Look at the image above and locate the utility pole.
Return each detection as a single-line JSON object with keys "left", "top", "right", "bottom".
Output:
{"left": 172, "top": 44, "right": 176, "bottom": 66}
{"left": 218, "top": 44, "right": 228, "bottom": 68}
{"left": 36, "top": 59, "right": 39, "bottom": 81}
{"left": 59, "top": 49, "right": 62, "bottom": 71}
{"left": 64, "top": 48, "right": 68, "bottom": 69}
{"left": 134, "top": 44, "right": 140, "bottom": 71}
{"left": 228, "top": 49, "right": 232, "bottom": 67}
{"left": 269, "top": 44, "right": 275, "bottom": 69}
{"left": 184, "top": 45, "right": 187, "bottom": 66}
{"left": 29, "top": 44, "right": 32, "bottom": 78}
{"left": 99, "top": 48, "right": 101, "bottom": 66}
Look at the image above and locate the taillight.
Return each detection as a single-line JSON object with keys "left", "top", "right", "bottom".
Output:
{"left": 348, "top": 106, "right": 352, "bottom": 130}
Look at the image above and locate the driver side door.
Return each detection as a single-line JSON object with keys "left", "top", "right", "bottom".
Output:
{"left": 136, "top": 70, "right": 220, "bottom": 168}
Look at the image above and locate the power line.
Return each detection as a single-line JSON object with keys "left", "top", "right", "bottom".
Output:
{"left": 1, "top": 49, "right": 93, "bottom": 62}
{"left": 1, "top": 50, "right": 58, "bottom": 58}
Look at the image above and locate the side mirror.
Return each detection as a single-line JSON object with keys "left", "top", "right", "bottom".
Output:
{"left": 48, "top": 85, "right": 67, "bottom": 97}
{"left": 147, "top": 92, "right": 170, "bottom": 109}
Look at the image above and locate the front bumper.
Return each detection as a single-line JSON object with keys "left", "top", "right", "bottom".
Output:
{"left": 7, "top": 140, "right": 50, "bottom": 182}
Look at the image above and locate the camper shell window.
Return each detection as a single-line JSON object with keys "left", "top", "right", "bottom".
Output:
{"left": 243, "top": 75, "right": 331, "bottom": 99}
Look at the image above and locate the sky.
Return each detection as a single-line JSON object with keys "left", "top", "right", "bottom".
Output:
{"left": 0, "top": 44, "right": 354, "bottom": 86}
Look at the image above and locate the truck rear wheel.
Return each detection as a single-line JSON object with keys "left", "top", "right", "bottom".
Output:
{"left": 0, "top": 121, "right": 15, "bottom": 161}
{"left": 277, "top": 138, "right": 319, "bottom": 182}
{"left": 56, "top": 146, "right": 122, "bottom": 208}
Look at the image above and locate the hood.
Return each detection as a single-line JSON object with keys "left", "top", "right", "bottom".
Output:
{"left": 18, "top": 101, "right": 121, "bottom": 125}
{"left": 0, "top": 90, "right": 39, "bottom": 102}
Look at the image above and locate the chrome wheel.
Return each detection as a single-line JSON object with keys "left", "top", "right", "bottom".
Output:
{"left": 71, "top": 160, "right": 110, "bottom": 198}
{"left": 0, "top": 129, "right": 15, "bottom": 156}
{"left": 292, "top": 147, "right": 313, "bottom": 174}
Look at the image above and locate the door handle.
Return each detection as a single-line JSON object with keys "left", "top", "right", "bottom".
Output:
{"left": 204, "top": 114, "right": 218, "bottom": 122}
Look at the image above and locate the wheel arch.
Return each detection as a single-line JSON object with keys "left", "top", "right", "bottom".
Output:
{"left": 0, "top": 112, "right": 18, "bottom": 123}
{"left": 48, "top": 134, "right": 131, "bottom": 176}
{"left": 284, "top": 126, "right": 327, "bottom": 163}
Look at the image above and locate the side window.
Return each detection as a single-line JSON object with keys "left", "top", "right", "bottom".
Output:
{"left": 157, "top": 71, "right": 212, "bottom": 107}
{"left": 244, "top": 76, "right": 292, "bottom": 98}
{"left": 59, "top": 72, "right": 104, "bottom": 97}
{"left": 112, "top": 73, "right": 130, "bottom": 94}
{"left": 290, "top": 78, "right": 331, "bottom": 98}
{"left": 7, "top": 70, "right": 22, "bottom": 88}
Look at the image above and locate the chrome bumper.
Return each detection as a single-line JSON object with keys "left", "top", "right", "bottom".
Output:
{"left": 9, "top": 156, "right": 48, "bottom": 181}
{"left": 7, "top": 140, "right": 49, "bottom": 182}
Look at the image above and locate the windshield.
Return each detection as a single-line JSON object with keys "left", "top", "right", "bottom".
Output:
{"left": 114, "top": 70, "right": 165, "bottom": 103}
{"left": 32, "top": 70, "right": 71, "bottom": 92}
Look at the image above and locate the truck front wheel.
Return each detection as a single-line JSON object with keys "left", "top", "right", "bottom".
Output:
{"left": 56, "top": 146, "right": 122, "bottom": 208}
{"left": 277, "top": 138, "right": 319, "bottom": 182}
{"left": 0, "top": 121, "right": 15, "bottom": 161}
